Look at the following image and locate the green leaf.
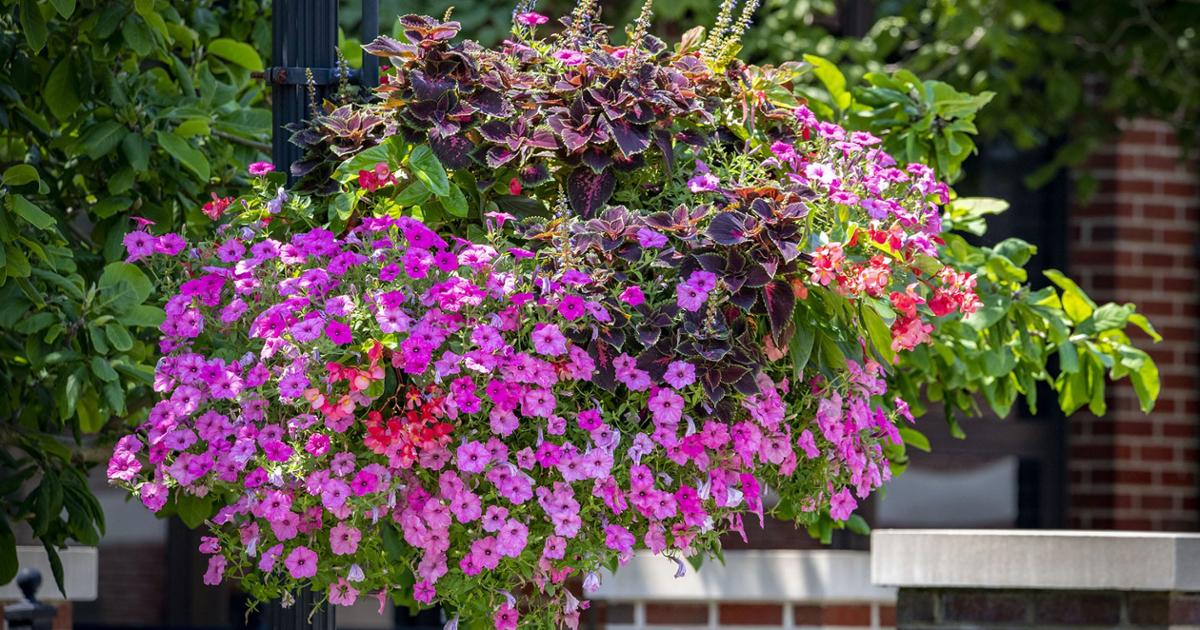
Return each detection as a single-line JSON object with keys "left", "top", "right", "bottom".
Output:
{"left": 395, "top": 181, "right": 431, "bottom": 207}
{"left": 19, "top": 0, "right": 48, "bottom": 53}
{"left": 408, "top": 145, "right": 450, "bottom": 197}
{"left": 1126, "top": 349, "right": 1160, "bottom": 413}
{"left": 1127, "top": 313, "right": 1162, "bottom": 342}
{"left": 90, "top": 356, "right": 119, "bottom": 382}
{"left": 845, "top": 514, "right": 871, "bottom": 535}
{"left": 439, "top": 184, "right": 469, "bottom": 217}
{"left": 104, "top": 323, "right": 134, "bottom": 351}
{"left": 861, "top": 304, "right": 896, "bottom": 365}
{"left": 46, "top": 60, "right": 81, "bottom": 121}
{"left": 208, "top": 38, "right": 265, "bottom": 72}
{"left": 0, "top": 521, "right": 16, "bottom": 585}
{"left": 175, "top": 494, "right": 214, "bottom": 529}
{"left": 1044, "top": 269, "right": 1096, "bottom": 324}
{"left": 103, "top": 380, "right": 126, "bottom": 415}
{"left": 898, "top": 426, "right": 930, "bottom": 452}
{"left": 98, "top": 262, "right": 153, "bottom": 313}
{"left": 41, "top": 540, "right": 65, "bottom": 598}
{"left": 3, "top": 165, "right": 40, "bottom": 187}
{"left": 123, "top": 304, "right": 166, "bottom": 327}
{"left": 156, "top": 131, "right": 211, "bottom": 181}
{"left": 804, "top": 54, "right": 851, "bottom": 110}
{"left": 121, "top": 134, "right": 151, "bottom": 172}
{"left": 122, "top": 16, "right": 154, "bottom": 56}
{"left": 81, "top": 121, "right": 128, "bottom": 159}
{"left": 334, "top": 142, "right": 395, "bottom": 182}
{"left": 789, "top": 316, "right": 816, "bottom": 380}
{"left": 10, "top": 195, "right": 55, "bottom": 230}
{"left": 1080, "top": 303, "right": 1133, "bottom": 335}
{"left": 49, "top": 0, "right": 76, "bottom": 18}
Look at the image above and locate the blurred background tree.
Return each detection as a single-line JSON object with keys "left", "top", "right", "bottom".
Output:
{"left": 0, "top": 0, "right": 269, "bottom": 590}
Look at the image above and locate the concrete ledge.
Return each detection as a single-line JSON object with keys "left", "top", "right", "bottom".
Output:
{"left": 0, "top": 546, "right": 98, "bottom": 602}
{"left": 595, "top": 550, "right": 895, "bottom": 603}
{"left": 871, "top": 529, "right": 1200, "bottom": 592}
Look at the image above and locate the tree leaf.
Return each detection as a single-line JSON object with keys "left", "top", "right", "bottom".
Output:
{"left": 104, "top": 322, "right": 134, "bottom": 351}
{"left": 208, "top": 38, "right": 265, "bottom": 71}
{"left": 804, "top": 54, "right": 851, "bottom": 110}
{"left": 49, "top": 0, "right": 76, "bottom": 18}
{"left": 156, "top": 131, "right": 211, "bottom": 181}
{"left": 10, "top": 196, "right": 55, "bottom": 230}
{"left": 19, "top": 0, "right": 48, "bottom": 53}
{"left": 0, "top": 521, "right": 16, "bottom": 585}
{"left": 3, "top": 164, "right": 40, "bottom": 187}
{"left": 81, "top": 121, "right": 128, "bottom": 159}
{"left": 90, "top": 355, "right": 119, "bottom": 382}
{"left": 98, "top": 262, "right": 153, "bottom": 313}
{"left": 46, "top": 60, "right": 81, "bottom": 121}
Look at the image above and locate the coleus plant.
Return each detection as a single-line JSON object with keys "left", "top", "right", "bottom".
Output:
{"left": 108, "top": 2, "right": 1160, "bottom": 628}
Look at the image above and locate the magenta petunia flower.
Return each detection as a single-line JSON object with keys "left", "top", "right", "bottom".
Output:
{"left": 328, "top": 578, "right": 358, "bottom": 606}
{"left": 284, "top": 546, "right": 318, "bottom": 579}
{"left": 248, "top": 161, "right": 275, "bottom": 176}
{"left": 557, "top": 295, "right": 586, "bottom": 321}
{"left": 530, "top": 322, "right": 567, "bottom": 356}
{"left": 553, "top": 49, "right": 584, "bottom": 66}
{"left": 619, "top": 285, "right": 645, "bottom": 306}
{"left": 324, "top": 320, "right": 352, "bottom": 345}
{"left": 123, "top": 230, "right": 155, "bottom": 262}
{"left": 329, "top": 523, "right": 361, "bottom": 555}
{"left": 515, "top": 11, "right": 549, "bottom": 26}
{"left": 663, "top": 360, "right": 696, "bottom": 389}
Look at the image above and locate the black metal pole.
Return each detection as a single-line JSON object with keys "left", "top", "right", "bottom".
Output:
{"left": 267, "top": 3, "right": 339, "bottom": 626}
{"left": 360, "top": 0, "right": 380, "bottom": 89}
{"left": 271, "top": 0, "right": 340, "bottom": 180}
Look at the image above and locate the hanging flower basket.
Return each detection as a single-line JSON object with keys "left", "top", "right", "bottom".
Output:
{"left": 107, "top": 5, "right": 1157, "bottom": 629}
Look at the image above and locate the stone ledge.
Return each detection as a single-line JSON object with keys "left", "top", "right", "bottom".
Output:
{"left": 595, "top": 550, "right": 895, "bottom": 603}
{"left": 871, "top": 529, "right": 1200, "bottom": 592}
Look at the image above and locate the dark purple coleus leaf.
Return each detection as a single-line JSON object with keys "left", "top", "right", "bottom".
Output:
{"left": 762, "top": 279, "right": 795, "bottom": 344}
{"left": 708, "top": 213, "right": 750, "bottom": 245}
{"left": 486, "top": 146, "right": 516, "bottom": 168}
{"left": 518, "top": 163, "right": 552, "bottom": 186}
{"left": 608, "top": 118, "right": 651, "bottom": 157}
{"left": 567, "top": 168, "right": 615, "bottom": 218}
{"left": 493, "top": 195, "right": 548, "bottom": 218}
{"left": 429, "top": 135, "right": 476, "bottom": 170}
{"left": 580, "top": 148, "right": 613, "bottom": 173}
{"left": 654, "top": 130, "right": 675, "bottom": 175}
{"left": 410, "top": 69, "right": 455, "bottom": 102}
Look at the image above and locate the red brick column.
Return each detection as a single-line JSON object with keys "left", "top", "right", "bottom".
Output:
{"left": 1067, "top": 118, "right": 1200, "bottom": 530}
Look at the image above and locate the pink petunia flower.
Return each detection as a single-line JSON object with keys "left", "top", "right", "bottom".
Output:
{"left": 284, "top": 545, "right": 318, "bottom": 579}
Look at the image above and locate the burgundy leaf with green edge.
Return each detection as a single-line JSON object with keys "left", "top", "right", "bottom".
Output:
{"left": 708, "top": 212, "right": 750, "bottom": 245}
{"left": 763, "top": 279, "right": 796, "bottom": 343}
{"left": 608, "top": 118, "right": 651, "bottom": 157}
{"left": 567, "top": 168, "right": 615, "bottom": 217}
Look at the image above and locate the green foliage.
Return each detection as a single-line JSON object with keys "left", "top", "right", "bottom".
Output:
{"left": 0, "top": 0, "right": 269, "bottom": 590}
{"left": 793, "top": 57, "right": 1160, "bottom": 440}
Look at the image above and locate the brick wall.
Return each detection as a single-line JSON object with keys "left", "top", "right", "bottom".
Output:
{"left": 896, "top": 588, "right": 1200, "bottom": 629}
{"left": 1067, "top": 117, "right": 1200, "bottom": 530}
{"left": 585, "top": 601, "right": 896, "bottom": 629}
